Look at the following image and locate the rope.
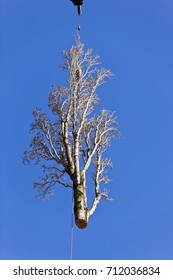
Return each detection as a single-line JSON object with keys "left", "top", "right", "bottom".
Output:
{"left": 70, "top": 191, "right": 74, "bottom": 260}
{"left": 70, "top": 3, "right": 82, "bottom": 261}
{"left": 78, "top": 13, "right": 81, "bottom": 31}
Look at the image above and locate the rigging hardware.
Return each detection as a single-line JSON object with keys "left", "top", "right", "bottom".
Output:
{"left": 70, "top": 0, "right": 84, "bottom": 15}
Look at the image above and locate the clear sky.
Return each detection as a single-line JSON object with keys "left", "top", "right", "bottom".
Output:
{"left": 1, "top": 0, "right": 173, "bottom": 260}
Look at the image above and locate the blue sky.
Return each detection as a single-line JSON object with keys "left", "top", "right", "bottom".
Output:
{"left": 1, "top": 0, "right": 173, "bottom": 260}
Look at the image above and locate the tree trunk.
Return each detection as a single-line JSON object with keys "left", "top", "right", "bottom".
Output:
{"left": 73, "top": 172, "right": 88, "bottom": 229}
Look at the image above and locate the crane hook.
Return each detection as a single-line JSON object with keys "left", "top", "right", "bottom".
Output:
{"left": 70, "top": 0, "right": 84, "bottom": 15}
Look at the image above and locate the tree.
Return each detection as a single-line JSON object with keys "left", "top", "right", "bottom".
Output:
{"left": 23, "top": 35, "right": 120, "bottom": 229}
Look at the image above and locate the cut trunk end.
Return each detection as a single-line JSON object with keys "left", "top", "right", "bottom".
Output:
{"left": 75, "top": 209, "right": 87, "bottom": 229}
{"left": 73, "top": 173, "right": 88, "bottom": 229}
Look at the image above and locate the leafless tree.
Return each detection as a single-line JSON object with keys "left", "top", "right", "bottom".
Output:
{"left": 23, "top": 34, "right": 120, "bottom": 229}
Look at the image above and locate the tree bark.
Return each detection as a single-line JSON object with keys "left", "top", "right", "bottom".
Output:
{"left": 73, "top": 172, "right": 88, "bottom": 229}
